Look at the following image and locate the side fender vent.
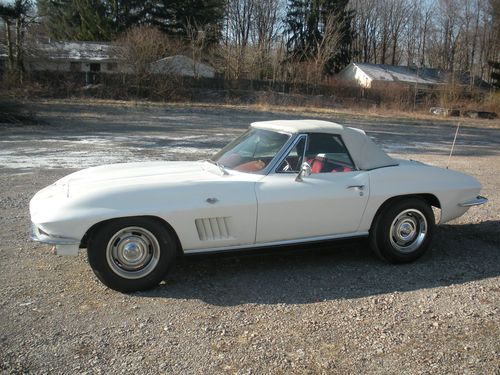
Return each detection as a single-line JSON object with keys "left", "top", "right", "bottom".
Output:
{"left": 195, "top": 217, "right": 231, "bottom": 241}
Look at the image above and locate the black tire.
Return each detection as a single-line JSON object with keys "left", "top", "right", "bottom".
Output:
{"left": 369, "top": 197, "right": 435, "bottom": 264}
{"left": 87, "top": 217, "right": 178, "bottom": 292}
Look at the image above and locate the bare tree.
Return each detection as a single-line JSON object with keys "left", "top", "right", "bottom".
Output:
{"left": 186, "top": 20, "right": 209, "bottom": 78}
{"left": 222, "top": 0, "right": 285, "bottom": 80}
{"left": 115, "top": 26, "right": 182, "bottom": 82}
{"left": 224, "top": 0, "right": 254, "bottom": 78}
{"left": 440, "top": 0, "right": 463, "bottom": 71}
{"left": 349, "top": 0, "right": 379, "bottom": 63}
{"left": 310, "top": 12, "right": 343, "bottom": 83}
{"left": 419, "top": 1, "right": 434, "bottom": 67}
{"left": 388, "top": 0, "right": 410, "bottom": 65}
{"left": 251, "top": 0, "right": 283, "bottom": 79}
{"left": 378, "top": 0, "right": 391, "bottom": 64}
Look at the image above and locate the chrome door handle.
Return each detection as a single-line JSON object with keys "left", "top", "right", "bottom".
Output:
{"left": 206, "top": 198, "right": 218, "bottom": 204}
{"left": 347, "top": 185, "right": 365, "bottom": 190}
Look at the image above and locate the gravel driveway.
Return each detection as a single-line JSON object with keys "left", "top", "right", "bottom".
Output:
{"left": 0, "top": 100, "right": 499, "bottom": 374}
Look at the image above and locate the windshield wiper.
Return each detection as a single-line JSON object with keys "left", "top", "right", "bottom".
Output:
{"left": 203, "top": 159, "right": 229, "bottom": 175}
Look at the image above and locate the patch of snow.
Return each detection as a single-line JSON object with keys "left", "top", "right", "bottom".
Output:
{"left": 0, "top": 134, "right": 222, "bottom": 170}
{"left": 381, "top": 141, "right": 450, "bottom": 152}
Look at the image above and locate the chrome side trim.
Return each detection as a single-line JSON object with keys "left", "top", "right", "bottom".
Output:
{"left": 458, "top": 195, "right": 488, "bottom": 207}
{"left": 183, "top": 231, "right": 369, "bottom": 254}
{"left": 31, "top": 224, "right": 80, "bottom": 245}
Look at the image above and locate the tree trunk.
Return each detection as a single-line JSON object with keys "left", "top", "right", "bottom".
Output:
{"left": 381, "top": 36, "right": 387, "bottom": 64}
{"left": 391, "top": 36, "right": 398, "bottom": 65}
{"left": 15, "top": 17, "right": 24, "bottom": 83}
{"left": 470, "top": 4, "right": 480, "bottom": 85}
{"left": 5, "top": 20, "right": 14, "bottom": 70}
{"left": 421, "top": 17, "right": 428, "bottom": 67}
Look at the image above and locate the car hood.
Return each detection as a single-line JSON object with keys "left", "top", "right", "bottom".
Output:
{"left": 56, "top": 161, "right": 223, "bottom": 198}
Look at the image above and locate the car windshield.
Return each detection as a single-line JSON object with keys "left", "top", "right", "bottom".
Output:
{"left": 212, "top": 128, "right": 290, "bottom": 173}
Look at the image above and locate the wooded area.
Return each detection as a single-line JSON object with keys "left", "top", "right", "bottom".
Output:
{"left": 1, "top": 0, "right": 499, "bottom": 91}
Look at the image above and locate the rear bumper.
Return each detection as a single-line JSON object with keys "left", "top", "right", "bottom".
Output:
{"left": 459, "top": 195, "right": 488, "bottom": 207}
{"left": 31, "top": 224, "right": 80, "bottom": 256}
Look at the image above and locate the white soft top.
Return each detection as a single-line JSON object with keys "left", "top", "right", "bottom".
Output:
{"left": 251, "top": 119, "right": 397, "bottom": 170}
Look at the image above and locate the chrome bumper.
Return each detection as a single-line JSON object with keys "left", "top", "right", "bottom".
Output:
{"left": 31, "top": 224, "right": 80, "bottom": 255}
{"left": 459, "top": 195, "right": 488, "bottom": 207}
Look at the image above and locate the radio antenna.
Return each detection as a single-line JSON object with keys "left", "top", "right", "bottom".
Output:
{"left": 446, "top": 122, "right": 460, "bottom": 169}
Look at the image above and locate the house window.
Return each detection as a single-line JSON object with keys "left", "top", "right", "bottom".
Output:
{"left": 70, "top": 62, "right": 81, "bottom": 72}
{"left": 107, "top": 62, "right": 118, "bottom": 72}
{"left": 89, "top": 63, "right": 101, "bottom": 72}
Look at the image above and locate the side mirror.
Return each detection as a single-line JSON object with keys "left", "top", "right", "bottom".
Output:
{"left": 295, "top": 162, "right": 312, "bottom": 182}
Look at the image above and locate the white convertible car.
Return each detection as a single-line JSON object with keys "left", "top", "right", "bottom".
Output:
{"left": 30, "top": 120, "right": 487, "bottom": 292}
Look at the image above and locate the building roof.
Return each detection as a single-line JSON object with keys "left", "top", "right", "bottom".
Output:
{"left": 0, "top": 42, "right": 124, "bottom": 62}
{"left": 0, "top": 40, "right": 123, "bottom": 61}
{"left": 33, "top": 41, "right": 123, "bottom": 61}
{"left": 251, "top": 120, "right": 396, "bottom": 170}
{"left": 353, "top": 63, "right": 443, "bottom": 85}
{"left": 346, "top": 63, "right": 492, "bottom": 89}
{"left": 150, "top": 55, "right": 215, "bottom": 77}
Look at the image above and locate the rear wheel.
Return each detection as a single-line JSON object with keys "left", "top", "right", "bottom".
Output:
{"left": 88, "top": 217, "right": 178, "bottom": 292}
{"left": 369, "top": 198, "right": 435, "bottom": 263}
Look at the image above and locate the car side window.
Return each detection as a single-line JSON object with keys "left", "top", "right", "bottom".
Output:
{"left": 306, "top": 133, "right": 355, "bottom": 173}
{"left": 276, "top": 136, "right": 306, "bottom": 173}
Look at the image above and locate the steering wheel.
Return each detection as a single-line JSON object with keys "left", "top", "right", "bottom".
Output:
{"left": 281, "top": 158, "right": 293, "bottom": 172}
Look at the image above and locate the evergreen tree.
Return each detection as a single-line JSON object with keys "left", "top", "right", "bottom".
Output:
{"left": 38, "top": 0, "right": 225, "bottom": 43}
{"left": 286, "top": 0, "right": 354, "bottom": 74}
{"left": 151, "top": 0, "right": 225, "bottom": 43}
{"left": 105, "top": 0, "right": 146, "bottom": 33}
{"left": 38, "top": 0, "right": 114, "bottom": 41}
{"left": 0, "top": 2, "right": 17, "bottom": 70}
{"left": 1, "top": 0, "right": 34, "bottom": 82}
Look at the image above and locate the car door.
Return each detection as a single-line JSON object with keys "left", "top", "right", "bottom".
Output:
{"left": 255, "top": 133, "right": 370, "bottom": 244}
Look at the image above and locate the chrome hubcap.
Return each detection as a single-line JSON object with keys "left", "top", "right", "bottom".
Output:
{"left": 389, "top": 209, "right": 427, "bottom": 253}
{"left": 106, "top": 227, "right": 160, "bottom": 279}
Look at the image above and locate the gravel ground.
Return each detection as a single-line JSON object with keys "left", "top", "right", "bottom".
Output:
{"left": 0, "top": 100, "right": 499, "bottom": 374}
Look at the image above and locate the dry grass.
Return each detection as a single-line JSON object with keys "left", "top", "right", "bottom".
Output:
{"left": 3, "top": 68, "right": 498, "bottom": 122}
{"left": 243, "top": 102, "right": 500, "bottom": 128}
{"left": 484, "top": 91, "right": 500, "bottom": 113}
{"left": 29, "top": 97, "right": 500, "bottom": 128}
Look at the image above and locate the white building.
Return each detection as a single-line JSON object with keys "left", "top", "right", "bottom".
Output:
{"left": 337, "top": 62, "right": 492, "bottom": 91}
{"left": 337, "top": 63, "right": 444, "bottom": 89}
{"left": 25, "top": 41, "right": 126, "bottom": 74}
{"left": 1, "top": 41, "right": 218, "bottom": 80}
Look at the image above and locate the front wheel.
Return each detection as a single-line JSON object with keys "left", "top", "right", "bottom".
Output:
{"left": 87, "top": 217, "right": 178, "bottom": 292}
{"left": 369, "top": 198, "right": 435, "bottom": 263}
